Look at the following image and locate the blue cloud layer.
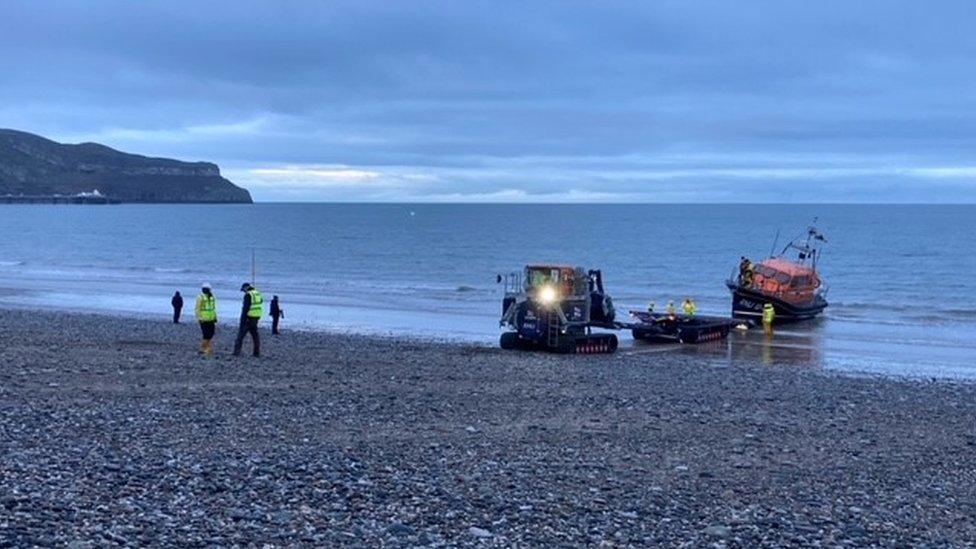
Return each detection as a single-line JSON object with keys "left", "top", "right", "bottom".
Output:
{"left": 2, "top": 1, "right": 975, "bottom": 201}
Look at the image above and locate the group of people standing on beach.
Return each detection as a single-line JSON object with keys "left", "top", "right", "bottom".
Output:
{"left": 170, "top": 284, "right": 284, "bottom": 358}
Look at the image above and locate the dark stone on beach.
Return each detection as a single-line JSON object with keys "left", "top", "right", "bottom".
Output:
{"left": 387, "top": 523, "right": 415, "bottom": 536}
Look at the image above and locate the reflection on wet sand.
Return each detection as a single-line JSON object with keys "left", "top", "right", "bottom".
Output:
{"left": 726, "top": 327, "right": 823, "bottom": 368}
{"left": 621, "top": 311, "right": 976, "bottom": 379}
{"left": 628, "top": 323, "right": 825, "bottom": 369}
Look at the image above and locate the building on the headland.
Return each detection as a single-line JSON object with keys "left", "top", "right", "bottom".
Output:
{"left": 1, "top": 189, "right": 120, "bottom": 204}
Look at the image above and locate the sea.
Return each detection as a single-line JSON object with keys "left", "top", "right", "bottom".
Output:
{"left": 2, "top": 204, "right": 974, "bottom": 379}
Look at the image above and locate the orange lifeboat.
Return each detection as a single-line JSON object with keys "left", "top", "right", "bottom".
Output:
{"left": 727, "top": 225, "right": 828, "bottom": 323}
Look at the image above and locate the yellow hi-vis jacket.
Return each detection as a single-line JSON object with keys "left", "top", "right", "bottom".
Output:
{"left": 246, "top": 289, "right": 264, "bottom": 319}
{"left": 196, "top": 293, "right": 217, "bottom": 322}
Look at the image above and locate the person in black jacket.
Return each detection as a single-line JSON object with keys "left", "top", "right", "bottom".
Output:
{"left": 270, "top": 295, "right": 284, "bottom": 335}
{"left": 232, "top": 283, "right": 263, "bottom": 357}
{"left": 171, "top": 291, "right": 183, "bottom": 324}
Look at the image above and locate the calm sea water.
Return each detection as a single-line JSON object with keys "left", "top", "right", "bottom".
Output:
{"left": 2, "top": 204, "right": 974, "bottom": 378}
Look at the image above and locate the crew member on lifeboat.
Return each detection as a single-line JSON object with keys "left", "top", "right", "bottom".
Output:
{"left": 739, "top": 256, "right": 754, "bottom": 287}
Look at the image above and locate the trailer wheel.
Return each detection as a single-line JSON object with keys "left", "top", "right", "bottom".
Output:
{"left": 606, "top": 334, "right": 619, "bottom": 353}
{"left": 500, "top": 332, "right": 519, "bottom": 350}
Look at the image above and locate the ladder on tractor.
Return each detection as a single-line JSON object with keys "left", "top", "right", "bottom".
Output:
{"left": 546, "top": 310, "right": 560, "bottom": 348}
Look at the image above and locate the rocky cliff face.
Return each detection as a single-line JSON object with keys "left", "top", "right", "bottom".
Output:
{"left": 0, "top": 129, "right": 252, "bottom": 203}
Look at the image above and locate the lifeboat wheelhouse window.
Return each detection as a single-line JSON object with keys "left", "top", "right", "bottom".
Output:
{"left": 792, "top": 275, "right": 811, "bottom": 288}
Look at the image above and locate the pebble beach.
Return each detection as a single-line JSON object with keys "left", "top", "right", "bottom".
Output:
{"left": 2, "top": 309, "right": 975, "bottom": 546}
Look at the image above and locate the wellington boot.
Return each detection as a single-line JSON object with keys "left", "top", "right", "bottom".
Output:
{"left": 199, "top": 340, "right": 207, "bottom": 355}
{"left": 203, "top": 340, "right": 214, "bottom": 358}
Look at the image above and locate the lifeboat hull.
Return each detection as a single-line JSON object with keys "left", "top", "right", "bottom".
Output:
{"left": 727, "top": 283, "right": 827, "bottom": 324}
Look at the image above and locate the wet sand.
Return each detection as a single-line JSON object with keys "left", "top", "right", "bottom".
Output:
{"left": 1, "top": 309, "right": 975, "bottom": 546}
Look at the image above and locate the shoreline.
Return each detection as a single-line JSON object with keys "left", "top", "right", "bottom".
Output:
{"left": 2, "top": 308, "right": 976, "bottom": 545}
{"left": 3, "top": 302, "right": 973, "bottom": 383}
{"left": 2, "top": 202, "right": 975, "bottom": 383}
{"left": 0, "top": 300, "right": 494, "bottom": 347}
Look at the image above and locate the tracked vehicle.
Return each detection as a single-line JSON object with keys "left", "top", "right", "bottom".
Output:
{"left": 498, "top": 265, "right": 619, "bottom": 354}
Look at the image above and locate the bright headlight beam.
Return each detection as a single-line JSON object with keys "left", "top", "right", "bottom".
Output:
{"left": 539, "top": 285, "right": 557, "bottom": 305}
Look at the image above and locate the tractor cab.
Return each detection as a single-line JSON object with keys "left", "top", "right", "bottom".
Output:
{"left": 525, "top": 264, "right": 581, "bottom": 302}
{"left": 526, "top": 265, "right": 566, "bottom": 287}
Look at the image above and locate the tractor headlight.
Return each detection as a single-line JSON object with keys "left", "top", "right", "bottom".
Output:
{"left": 538, "top": 285, "right": 557, "bottom": 305}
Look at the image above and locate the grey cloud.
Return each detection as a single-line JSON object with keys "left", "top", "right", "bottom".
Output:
{"left": 2, "top": 1, "right": 976, "bottom": 200}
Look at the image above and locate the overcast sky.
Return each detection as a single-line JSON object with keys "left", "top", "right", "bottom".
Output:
{"left": 3, "top": 1, "right": 976, "bottom": 202}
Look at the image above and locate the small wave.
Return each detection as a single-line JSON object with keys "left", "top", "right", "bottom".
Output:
{"left": 86, "top": 265, "right": 196, "bottom": 274}
{"left": 456, "top": 285, "right": 479, "bottom": 293}
{"left": 0, "top": 261, "right": 24, "bottom": 267}
{"left": 907, "top": 313, "right": 953, "bottom": 323}
{"left": 831, "top": 302, "right": 914, "bottom": 313}
{"left": 833, "top": 303, "right": 976, "bottom": 322}
{"left": 945, "top": 308, "right": 976, "bottom": 320}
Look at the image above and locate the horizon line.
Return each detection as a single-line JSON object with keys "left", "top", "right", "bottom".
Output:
{"left": 244, "top": 200, "right": 976, "bottom": 206}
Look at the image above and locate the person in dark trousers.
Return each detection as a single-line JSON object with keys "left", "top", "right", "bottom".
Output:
{"left": 232, "top": 282, "right": 263, "bottom": 357}
{"left": 195, "top": 283, "right": 217, "bottom": 357}
{"left": 270, "top": 295, "right": 284, "bottom": 335}
{"left": 171, "top": 291, "right": 184, "bottom": 324}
